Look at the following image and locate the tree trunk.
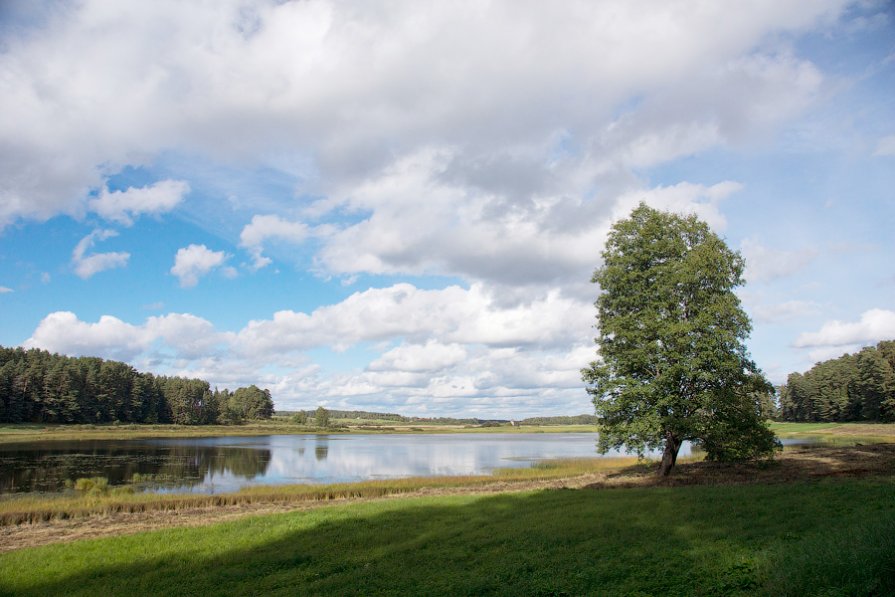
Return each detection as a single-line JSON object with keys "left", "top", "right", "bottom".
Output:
{"left": 659, "top": 432, "right": 681, "bottom": 476}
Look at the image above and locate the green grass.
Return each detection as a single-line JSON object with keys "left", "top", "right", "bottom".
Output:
{"left": 1, "top": 478, "right": 893, "bottom": 596}
{"left": 770, "top": 421, "right": 895, "bottom": 444}
{"left": 769, "top": 422, "right": 842, "bottom": 433}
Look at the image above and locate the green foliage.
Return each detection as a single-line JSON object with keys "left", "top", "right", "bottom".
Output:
{"left": 73, "top": 477, "right": 109, "bottom": 494}
{"left": 1, "top": 479, "right": 893, "bottom": 596}
{"left": 290, "top": 411, "right": 308, "bottom": 425}
{"left": 519, "top": 414, "right": 598, "bottom": 425}
{"left": 0, "top": 345, "right": 276, "bottom": 426}
{"left": 218, "top": 386, "right": 275, "bottom": 423}
{"left": 314, "top": 406, "right": 330, "bottom": 428}
{"left": 582, "top": 204, "right": 778, "bottom": 472}
{"left": 779, "top": 340, "right": 895, "bottom": 423}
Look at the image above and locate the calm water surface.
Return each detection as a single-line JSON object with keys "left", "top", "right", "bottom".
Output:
{"left": 0, "top": 433, "right": 810, "bottom": 494}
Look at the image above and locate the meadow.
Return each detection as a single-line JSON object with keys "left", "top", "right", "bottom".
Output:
{"left": 1, "top": 422, "right": 894, "bottom": 595}
{"left": 1, "top": 475, "right": 893, "bottom": 596}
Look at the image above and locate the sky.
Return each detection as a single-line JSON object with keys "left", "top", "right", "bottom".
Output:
{"left": 1, "top": 0, "right": 894, "bottom": 418}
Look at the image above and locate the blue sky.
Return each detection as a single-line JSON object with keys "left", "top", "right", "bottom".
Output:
{"left": 1, "top": 0, "right": 893, "bottom": 417}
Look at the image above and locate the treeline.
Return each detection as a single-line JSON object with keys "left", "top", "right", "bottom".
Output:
{"left": 520, "top": 415, "right": 598, "bottom": 425}
{"left": 779, "top": 340, "right": 895, "bottom": 422}
{"left": 277, "top": 410, "right": 599, "bottom": 426}
{"left": 278, "top": 409, "right": 407, "bottom": 422}
{"left": 0, "top": 346, "right": 273, "bottom": 425}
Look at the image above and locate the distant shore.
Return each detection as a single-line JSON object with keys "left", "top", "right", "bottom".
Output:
{"left": 0, "top": 420, "right": 599, "bottom": 445}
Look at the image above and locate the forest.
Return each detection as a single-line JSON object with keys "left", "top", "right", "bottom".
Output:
{"left": 778, "top": 340, "right": 895, "bottom": 422}
{"left": 0, "top": 346, "right": 273, "bottom": 425}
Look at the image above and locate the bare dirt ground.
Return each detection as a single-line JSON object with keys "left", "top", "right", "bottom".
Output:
{"left": 2, "top": 444, "right": 894, "bottom": 553}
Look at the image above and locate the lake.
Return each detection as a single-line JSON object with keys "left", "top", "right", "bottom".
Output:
{"left": 0, "top": 433, "right": 810, "bottom": 495}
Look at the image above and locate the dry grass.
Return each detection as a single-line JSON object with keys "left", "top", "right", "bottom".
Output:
{"left": 0, "top": 457, "right": 634, "bottom": 528}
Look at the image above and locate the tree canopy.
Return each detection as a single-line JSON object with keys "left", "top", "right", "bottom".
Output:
{"left": 582, "top": 203, "right": 778, "bottom": 475}
{"left": 778, "top": 340, "right": 895, "bottom": 422}
{"left": 0, "top": 345, "right": 274, "bottom": 425}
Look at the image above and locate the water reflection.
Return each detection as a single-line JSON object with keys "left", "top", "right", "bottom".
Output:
{"left": 0, "top": 433, "right": 817, "bottom": 495}
{"left": 0, "top": 439, "right": 270, "bottom": 493}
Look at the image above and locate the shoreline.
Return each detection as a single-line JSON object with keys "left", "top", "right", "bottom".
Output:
{"left": 2, "top": 442, "right": 895, "bottom": 553}
{"left": 0, "top": 422, "right": 599, "bottom": 445}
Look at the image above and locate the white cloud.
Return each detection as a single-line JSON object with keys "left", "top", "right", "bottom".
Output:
{"left": 794, "top": 308, "right": 895, "bottom": 348}
{"left": 88, "top": 179, "right": 189, "bottom": 225}
{"left": 805, "top": 345, "right": 862, "bottom": 364}
{"left": 0, "top": 0, "right": 846, "bottom": 226}
{"left": 369, "top": 340, "right": 467, "bottom": 373}
{"left": 235, "top": 283, "right": 592, "bottom": 356}
{"left": 741, "top": 239, "right": 818, "bottom": 283}
{"left": 24, "top": 310, "right": 228, "bottom": 362}
{"left": 71, "top": 229, "right": 130, "bottom": 279}
{"left": 874, "top": 134, "right": 895, "bottom": 157}
{"left": 25, "top": 311, "right": 148, "bottom": 361}
{"left": 0, "top": 286, "right": 13, "bottom": 294}
{"left": 21, "top": 282, "right": 599, "bottom": 417}
{"left": 310, "top": 148, "right": 746, "bottom": 287}
{"left": 170, "top": 244, "right": 228, "bottom": 288}
{"left": 239, "top": 214, "right": 309, "bottom": 270}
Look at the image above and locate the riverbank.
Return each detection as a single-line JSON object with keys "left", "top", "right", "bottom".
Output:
{"left": 1, "top": 443, "right": 893, "bottom": 595}
{"left": 3, "top": 443, "right": 895, "bottom": 551}
{"left": 3, "top": 420, "right": 893, "bottom": 446}
{"left": 0, "top": 421, "right": 598, "bottom": 444}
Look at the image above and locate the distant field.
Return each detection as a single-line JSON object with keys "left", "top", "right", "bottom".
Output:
{"left": 1, "top": 473, "right": 893, "bottom": 596}
{"left": 6, "top": 419, "right": 895, "bottom": 446}
{"left": 0, "top": 420, "right": 597, "bottom": 445}
{"left": 770, "top": 421, "right": 895, "bottom": 441}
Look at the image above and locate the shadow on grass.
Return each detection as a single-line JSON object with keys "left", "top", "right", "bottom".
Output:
{"left": 600, "top": 443, "right": 895, "bottom": 488}
{"left": 2, "top": 477, "right": 894, "bottom": 596}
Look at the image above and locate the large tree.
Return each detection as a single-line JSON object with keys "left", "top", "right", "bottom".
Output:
{"left": 582, "top": 204, "right": 778, "bottom": 475}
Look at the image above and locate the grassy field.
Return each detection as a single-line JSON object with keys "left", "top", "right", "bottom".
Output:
{"left": 2, "top": 421, "right": 894, "bottom": 594}
{"left": 770, "top": 421, "right": 895, "bottom": 442}
{"left": 0, "top": 421, "right": 598, "bottom": 445}
{"left": 1, "top": 476, "right": 893, "bottom": 596}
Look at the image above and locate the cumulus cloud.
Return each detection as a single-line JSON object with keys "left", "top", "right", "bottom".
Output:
{"left": 25, "top": 311, "right": 148, "bottom": 361}
{"left": 740, "top": 239, "right": 818, "bottom": 283}
{"left": 170, "top": 244, "right": 228, "bottom": 287}
{"left": 24, "top": 311, "right": 228, "bottom": 361}
{"left": 21, "top": 281, "right": 599, "bottom": 416}
{"left": 368, "top": 340, "right": 468, "bottom": 373}
{"left": 794, "top": 308, "right": 895, "bottom": 349}
{"left": 311, "top": 148, "right": 746, "bottom": 287}
{"left": 3, "top": 0, "right": 867, "bottom": 416}
{"left": 236, "top": 283, "right": 592, "bottom": 356}
{"left": 0, "top": 0, "right": 844, "bottom": 227}
{"left": 88, "top": 179, "right": 189, "bottom": 225}
{"left": 71, "top": 229, "right": 130, "bottom": 279}
{"left": 239, "top": 214, "right": 309, "bottom": 270}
